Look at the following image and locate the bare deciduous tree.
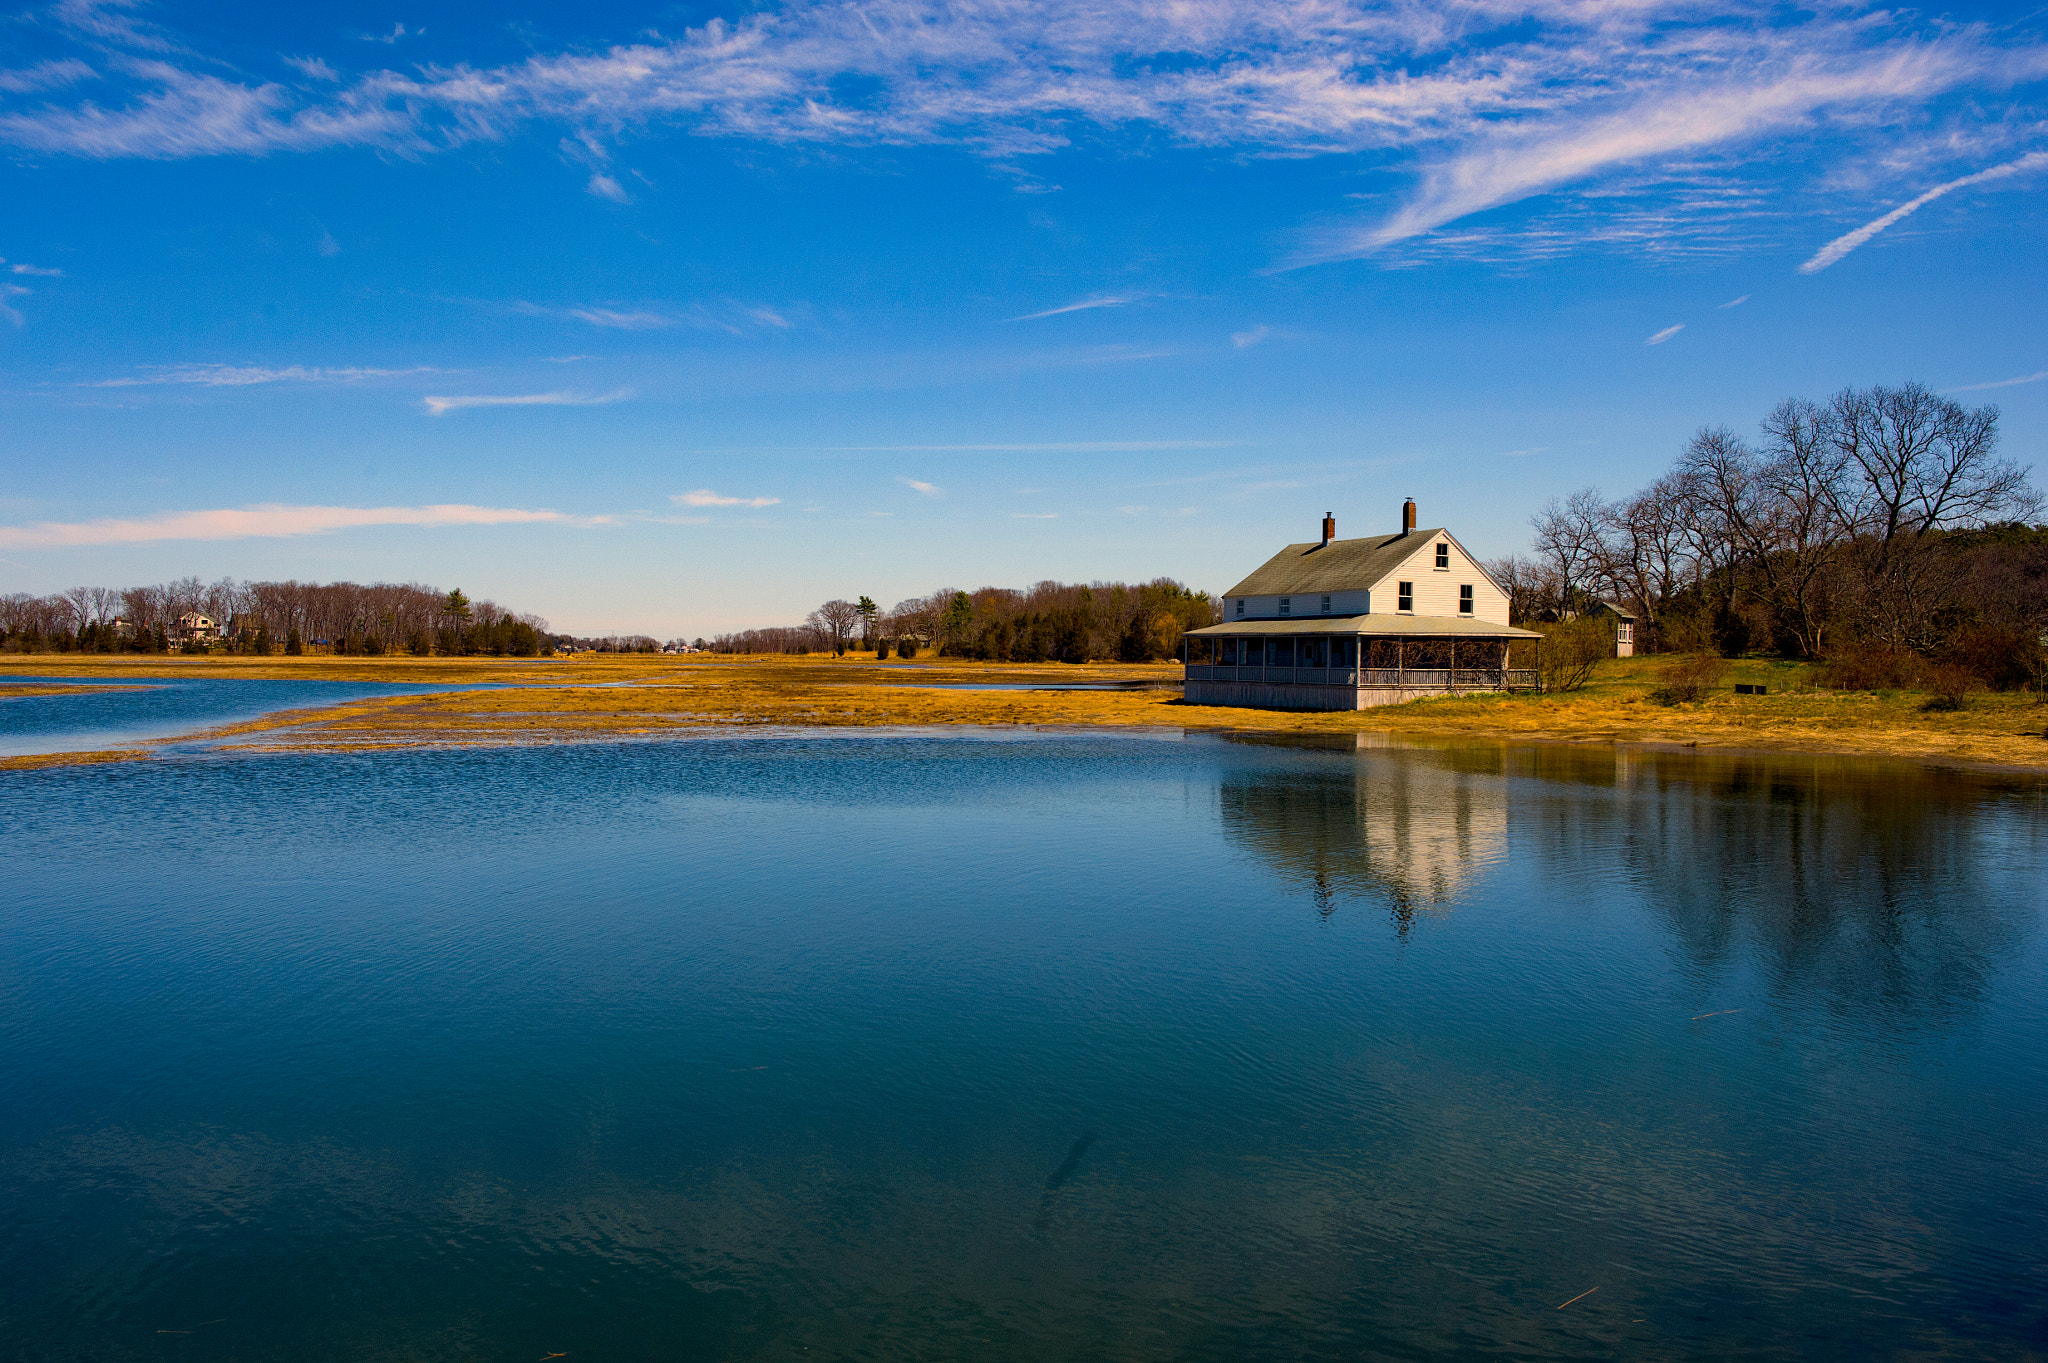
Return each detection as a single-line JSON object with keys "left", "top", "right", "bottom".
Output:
{"left": 1601, "top": 472, "right": 1696, "bottom": 635}
{"left": 1530, "top": 487, "right": 1608, "bottom": 612}
{"left": 811, "top": 599, "right": 861, "bottom": 653}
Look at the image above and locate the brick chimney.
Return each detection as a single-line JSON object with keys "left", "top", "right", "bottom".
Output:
{"left": 1321, "top": 511, "right": 1335, "bottom": 546}
{"left": 1401, "top": 498, "right": 1417, "bottom": 535}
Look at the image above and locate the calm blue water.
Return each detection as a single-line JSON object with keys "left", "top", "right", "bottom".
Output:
{"left": 0, "top": 675, "right": 483, "bottom": 756}
{"left": 3, "top": 733, "right": 2045, "bottom": 1361}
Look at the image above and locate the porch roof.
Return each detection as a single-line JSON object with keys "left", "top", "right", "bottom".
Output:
{"left": 1185, "top": 615, "right": 1541, "bottom": 639}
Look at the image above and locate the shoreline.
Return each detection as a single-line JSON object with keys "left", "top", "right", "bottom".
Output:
{"left": 2, "top": 653, "right": 2043, "bottom": 776}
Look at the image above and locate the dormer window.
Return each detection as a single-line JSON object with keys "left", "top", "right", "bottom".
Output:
{"left": 1397, "top": 581, "right": 1414, "bottom": 612}
{"left": 1435, "top": 542, "right": 1450, "bottom": 569}
{"left": 1279, "top": 597, "right": 1291, "bottom": 616}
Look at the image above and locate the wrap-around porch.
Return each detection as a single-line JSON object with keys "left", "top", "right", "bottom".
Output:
{"left": 1182, "top": 618, "right": 1541, "bottom": 711}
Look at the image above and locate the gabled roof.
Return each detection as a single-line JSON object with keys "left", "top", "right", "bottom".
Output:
{"left": 1223, "top": 530, "right": 1448, "bottom": 598}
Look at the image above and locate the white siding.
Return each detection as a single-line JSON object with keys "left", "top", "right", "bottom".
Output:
{"left": 1226, "top": 589, "right": 1369, "bottom": 620}
{"left": 1369, "top": 536, "right": 1509, "bottom": 623}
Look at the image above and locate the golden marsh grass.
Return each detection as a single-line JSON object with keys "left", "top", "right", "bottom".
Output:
{"left": 1, "top": 651, "right": 2042, "bottom": 772}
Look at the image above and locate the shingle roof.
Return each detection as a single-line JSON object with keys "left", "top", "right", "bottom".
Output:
{"left": 1223, "top": 530, "right": 1447, "bottom": 598}
{"left": 1186, "top": 615, "right": 1540, "bottom": 638}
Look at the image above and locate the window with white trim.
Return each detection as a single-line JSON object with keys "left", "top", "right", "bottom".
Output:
{"left": 1435, "top": 542, "right": 1450, "bottom": 569}
{"left": 1459, "top": 584, "right": 1474, "bottom": 615}
{"left": 1397, "top": 581, "right": 1413, "bottom": 612}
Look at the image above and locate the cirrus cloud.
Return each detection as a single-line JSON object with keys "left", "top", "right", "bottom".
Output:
{"left": 0, "top": 0, "right": 2041, "bottom": 267}
{"left": 672, "top": 488, "right": 780, "bottom": 507}
{"left": 91, "top": 363, "right": 440, "bottom": 387}
{"left": 0, "top": 502, "right": 596, "bottom": 550}
{"left": 422, "top": 388, "right": 632, "bottom": 415}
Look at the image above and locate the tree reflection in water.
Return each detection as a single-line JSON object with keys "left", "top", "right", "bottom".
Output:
{"left": 1506, "top": 744, "right": 2043, "bottom": 1032}
{"left": 1218, "top": 733, "right": 2044, "bottom": 1029}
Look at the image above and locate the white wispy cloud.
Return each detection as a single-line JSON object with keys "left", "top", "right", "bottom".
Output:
{"left": 565, "top": 306, "right": 670, "bottom": 329}
{"left": 672, "top": 489, "right": 780, "bottom": 507}
{"left": 284, "top": 56, "right": 339, "bottom": 82}
{"left": 1719, "top": 294, "right": 1750, "bottom": 308}
{"left": 803, "top": 440, "right": 1235, "bottom": 452}
{"left": 0, "top": 283, "right": 27, "bottom": 326}
{"left": 0, "top": 502, "right": 588, "bottom": 550}
{"left": 1946, "top": 369, "right": 2048, "bottom": 393}
{"left": 0, "top": 0, "right": 2039, "bottom": 267}
{"left": 90, "top": 363, "right": 438, "bottom": 387}
{"left": 0, "top": 62, "right": 415, "bottom": 157}
{"left": 1364, "top": 169, "right": 1786, "bottom": 269}
{"left": 504, "top": 299, "right": 794, "bottom": 333}
{"left": 1798, "top": 150, "right": 2048, "bottom": 273}
{"left": 1007, "top": 295, "right": 1133, "bottom": 322}
{"left": 897, "top": 477, "right": 942, "bottom": 496}
{"left": 1231, "top": 325, "right": 1272, "bottom": 348}
{"left": 422, "top": 389, "right": 632, "bottom": 415}
{"left": 1646, "top": 323, "right": 1684, "bottom": 345}
{"left": 586, "top": 172, "right": 629, "bottom": 202}
{"left": 0, "top": 59, "right": 97, "bottom": 95}
{"left": 1011, "top": 512, "right": 1058, "bottom": 519}
{"left": 52, "top": 0, "right": 183, "bottom": 54}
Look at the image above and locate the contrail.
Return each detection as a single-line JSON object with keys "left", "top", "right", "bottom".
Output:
{"left": 1799, "top": 152, "right": 2048, "bottom": 274}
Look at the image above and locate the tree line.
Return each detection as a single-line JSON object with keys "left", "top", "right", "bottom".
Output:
{"left": 711, "top": 578, "right": 1219, "bottom": 662}
{"left": 0, "top": 577, "right": 554, "bottom": 656}
{"left": 1493, "top": 380, "right": 2044, "bottom": 684}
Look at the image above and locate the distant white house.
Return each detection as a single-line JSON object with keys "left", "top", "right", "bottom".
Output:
{"left": 1183, "top": 500, "right": 1543, "bottom": 711}
{"left": 172, "top": 611, "right": 223, "bottom": 643}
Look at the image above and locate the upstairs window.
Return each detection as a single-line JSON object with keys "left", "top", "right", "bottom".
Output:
{"left": 1397, "top": 581, "right": 1414, "bottom": 612}
{"left": 1279, "top": 597, "right": 1291, "bottom": 616}
{"left": 1435, "top": 542, "right": 1450, "bottom": 569}
{"left": 1459, "top": 584, "right": 1474, "bottom": 615}
{"left": 1235, "top": 599, "right": 1245, "bottom": 617}
{"left": 1320, "top": 594, "right": 1331, "bottom": 614}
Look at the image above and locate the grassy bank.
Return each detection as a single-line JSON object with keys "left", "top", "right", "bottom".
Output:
{"left": 1, "top": 652, "right": 2042, "bottom": 772}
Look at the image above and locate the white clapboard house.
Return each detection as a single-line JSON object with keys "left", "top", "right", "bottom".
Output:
{"left": 1183, "top": 501, "right": 1542, "bottom": 710}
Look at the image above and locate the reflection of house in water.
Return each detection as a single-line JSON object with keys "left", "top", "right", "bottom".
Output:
{"left": 1219, "top": 738, "right": 1507, "bottom": 932}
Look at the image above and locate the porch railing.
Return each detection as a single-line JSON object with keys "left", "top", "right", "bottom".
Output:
{"left": 1185, "top": 664, "right": 1539, "bottom": 690}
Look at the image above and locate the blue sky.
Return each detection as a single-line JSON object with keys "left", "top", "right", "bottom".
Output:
{"left": 2, "top": 0, "right": 2045, "bottom": 636}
